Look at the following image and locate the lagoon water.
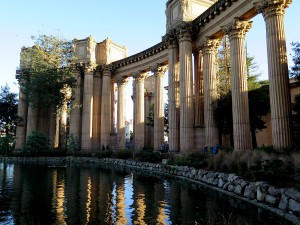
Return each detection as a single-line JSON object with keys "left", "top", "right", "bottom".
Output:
{"left": 0, "top": 162, "right": 293, "bottom": 225}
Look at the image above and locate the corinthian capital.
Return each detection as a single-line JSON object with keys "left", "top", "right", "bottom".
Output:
{"left": 222, "top": 18, "right": 252, "bottom": 40}
{"left": 116, "top": 77, "right": 129, "bottom": 87}
{"left": 99, "top": 64, "right": 115, "bottom": 77}
{"left": 254, "top": 0, "right": 292, "bottom": 19}
{"left": 151, "top": 64, "right": 168, "bottom": 77}
{"left": 200, "top": 38, "right": 221, "bottom": 55}
{"left": 133, "top": 71, "right": 148, "bottom": 81}
{"left": 176, "top": 22, "right": 193, "bottom": 42}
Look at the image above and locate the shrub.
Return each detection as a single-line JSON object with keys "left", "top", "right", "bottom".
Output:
{"left": 23, "top": 131, "right": 50, "bottom": 154}
{"left": 67, "top": 134, "right": 81, "bottom": 155}
{"left": 0, "top": 136, "right": 15, "bottom": 155}
{"left": 185, "top": 152, "right": 208, "bottom": 169}
{"left": 135, "top": 149, "right": 162, "bottom": 163}
{"left": 96, "top": 150, "right": 114, "bottom": 159}
{"left": 114, "top": 149, "right": 133, "bottom": 159}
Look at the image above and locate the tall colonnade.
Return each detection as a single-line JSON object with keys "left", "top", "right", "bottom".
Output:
{"left": 15, "top": 0, "right": 294, "bottom": 153}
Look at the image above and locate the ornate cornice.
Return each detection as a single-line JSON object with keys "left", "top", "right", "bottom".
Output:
{"left": 222, "top": 19, "right": 252, "bottom": 40}
{"left": 192, "top": 0, "right": 233, "bottom": 31}
{"left": 254, "top": 0, "right": 292, "bottom": 20}
{"left": 111, "top": 42, "right": 167, "bottom": 70}
{"left": 200, "top": 38, "right": 221, "bottom": 55}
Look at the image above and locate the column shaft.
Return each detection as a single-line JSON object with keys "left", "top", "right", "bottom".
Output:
{"left": 202, "top": 39, "right": 220, "bottom": 147}
{"left": 15, "top": 86, "right": 28, "bottom": 150}
{"left": 179, "top": 27, "right": 194, "bottom": 153}
{"left": 92, "top": 73, "right": 102, "bottom": 150}
{"left": 194, "top": 50, "right": 204, "bottom": 126}
{"left": 69, "top": 73, "right": 82, "bottom": 140}
{"left": 117, "top": 79, "right": 127, "bottom": 149}
{"left": 153, "top": 65, "right": 167, "bottom": 151}
{"left": 101, "top": 67, "right": 112, "bottom": 147}
{"left": 225, "top": 19, "right": 252, "bottom": 150}
{"left": 81, "top": 70, "right": 93, "bottom": 151}
{"left": 26, "top": 105, "right": 38, "bottom": 138}
{"left": 168, "top": 41, "right": 180, "bottom": 152}
{"left": 134, "top": 73, "right": 147, "bottom": 150}
{"left": 257, "top": 1, "right": 292, "bottom": 150}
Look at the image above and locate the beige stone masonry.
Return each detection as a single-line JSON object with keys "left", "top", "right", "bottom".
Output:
{"left": 133, "top": 72, "right": 148, "bottom": 150}
{"left": 178, "top": 23, "right": 195, "bottom": 153}
{"left": 222, "top": 19, "right": 252, "bottom": 151}
{"left": 201, "top": 38, "right": 220, "bottom": 148}
{"left": 151, "top": 64, "right": 168, "bottom": 151}
{"left": 101, "top": 65, "right": 113, "bottom": 147}
{"left": 255, "top": 0, "right": 293, "bottom": 150}
{"left": 81, "top": 66, "right": 94, "bottom": 151}
{"left": 117, "top": 78, "right": 128, "bottom": 149}
{"left": 166, "top": 37, "right": 180, "bottom": 152}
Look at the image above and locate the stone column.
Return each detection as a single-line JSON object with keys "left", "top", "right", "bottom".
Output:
{"left": 151, "top": 64, "right": 168, "bottom": 151}
{"left": 49, "top": 105, "right": 57, "bottom": 149}
{"left": 177, "top": 23, "right": 194, "bottom": 153}
{"left": 69, "top": 72, "right": 82, "bottom": 141}
{"left": 15, "top": 86, "right": 28, "bottom": 150}
{"left": 92, "top": 70, "right": 102, "bottom": 150}
{"left": 101, "top": 65, "right": 112, "bottom": 147}
{"left": 223, "top": 19, "right": 253, "bottom": 151}
{"left": 26, "top": 105, "right": 38, "bottom": 138}
{"left": 166, "top": 35, "right": 180, "bottom": 152}
{"left": 117, "top": 78, "right": 128, "bottom": 149}
{"left": 255, "top": 0, "right": 292, "bottom": 150}
{"left": 201, "top": 38, "right": 220, "bottom": 148}
{"left": 81, "top": 66, "right": 94, "bottom": 151}
{"left": 60, "top": 101, "right": 68, "bottom": 149}
{"left": 194, "top": 50, "right": 204, "bottom": 126}
{"left": 134, "top": 72, "right": 148, "bottom": 150}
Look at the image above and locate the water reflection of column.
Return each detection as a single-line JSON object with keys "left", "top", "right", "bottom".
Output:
{"left": 131, "top": 175, "right": 146, "bottom": 224}
{"left": 51, "top": 170, "right": 67, "bottom": 225}
{"left": 155, "top": 182, "right": 168, "bottom": 224}
{"left": 115, "top": 176, "right": 127, "bottom": 224}
{"left": 168, "top": 181, "right": 182, "bottom": 224}
{"left": 78, "top": 169, "right": 90, "bottom": 225}
{"left": 65, "top": 167, "right": 81, "bottom": 224}
{"left": 98, "top": 171, "right": 114, "bottom": 224}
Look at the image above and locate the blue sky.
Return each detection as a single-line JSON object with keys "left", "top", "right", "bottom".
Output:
{"left": 0, "top": 0, "right": 299, "bottom": 95}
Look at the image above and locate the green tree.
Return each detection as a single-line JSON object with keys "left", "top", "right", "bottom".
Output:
{"left": 0, "top": 84, "right": 18, "bottom": 136}
{"left": 17, "top": 34, "right": 77, "bottom": 109}
{"left": 290, "top": 42, "right": 300, "bottom": 79}
{"left": 290, "top": 42, "right": 300, "bottom": 148}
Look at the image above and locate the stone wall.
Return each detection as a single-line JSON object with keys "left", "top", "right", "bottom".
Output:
{"left": 1, "top": 156, "right": 300, "bottom": 224}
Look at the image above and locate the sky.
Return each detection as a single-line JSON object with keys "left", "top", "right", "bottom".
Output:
{"left": 0, "top": 0, "right": 299, "bottom": 110}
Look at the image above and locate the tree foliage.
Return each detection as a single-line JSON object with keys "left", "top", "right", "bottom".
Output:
{"left": 17, "top": 34, "right": 77, "bottom": 109}
{"left": 290, "top": 42, "right": 300, "bottom": 79}
{"left": 291, "top": 42, "right": 300, "bottom": 149}
{"left": 0, "top": 85, "right": 18, "bottom": 136}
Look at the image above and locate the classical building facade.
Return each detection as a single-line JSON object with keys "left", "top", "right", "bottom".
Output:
{"left": 15, "top": 0, "right": 294, "bottom": 153}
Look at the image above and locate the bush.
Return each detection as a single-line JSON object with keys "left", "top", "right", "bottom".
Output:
{"left": 0, "top": 136, "right": 15, "bottom": 155}
{"left": 114, "top": 149, "right": 133, "bottom": 159}
{"left": 135, "top": 149, "right": 162, "bottom": 163}
{"left": 96, "top": 150, "right": 114, "bottom": 159}
{"left": 23, "top": 131, "right": 50, "bottom": 154}
{"left": 67, "top": 134, "right": 81, "bottom": 155}
{"left": 185, "top": 152, "right": 208, "bottom": 169}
